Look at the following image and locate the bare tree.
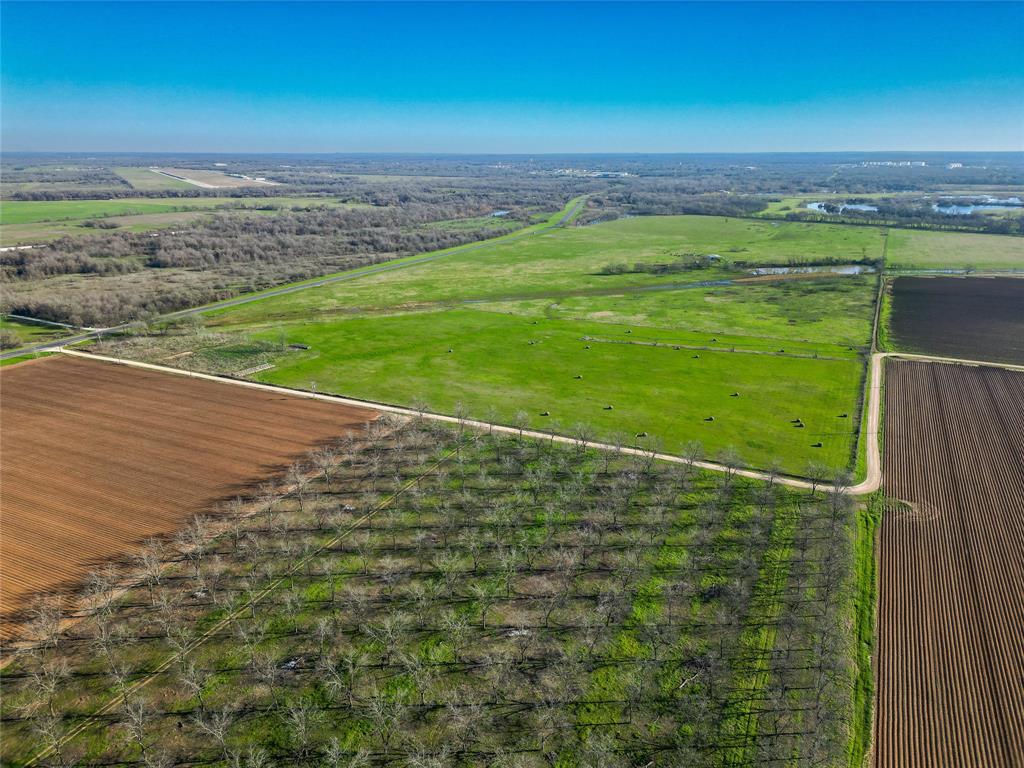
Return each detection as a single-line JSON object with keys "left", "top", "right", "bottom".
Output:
{"left": 194, "top": 706, "right": 235, "bottom": 761}
{"left": 285, "top": 700, "right": 321, "bottom": 761}
{"left": 137, "top": 539, "right": 166, "bottom": 605}
{"left": 122, "top": 696, "right": 150, "bottom": 758}
{"left": 26, "top": 596, "right": 63, "bottom": 650}
{"left": 29, "top": 656, "right": 70, "bottom": 718}
{"left": 312, "top": 446, "right": 340, "bottom": 490}
{"left": 179, "top": 660, "right": 210, "bottom": 714}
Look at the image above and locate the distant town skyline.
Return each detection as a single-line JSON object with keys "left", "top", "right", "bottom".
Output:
{"left": 2, "top": 1, "right": 1022, "bottom": 153}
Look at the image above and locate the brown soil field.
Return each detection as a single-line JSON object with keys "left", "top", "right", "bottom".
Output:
{"left": 0, "top": 355, "right": 377, "bottom": 641}
{"left": 889, "top": 276, "right": 1024, "bottom": 365}
{"left": 875, "top": 360, "right": 1024, "bottom": 767}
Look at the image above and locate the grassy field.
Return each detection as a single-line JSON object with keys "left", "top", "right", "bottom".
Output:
{"left": 96, "top": 214, "right": 883, "bottom": 477}
{"left": 0, "top": 197, "right": 361, "bottom": 244}
{"left": 472, "top": 275, "right": 875, "bottom": 349}
{"left": 0, "top": 352, "right": 49, "bottom": 367}
{"left": 117, "top": 300, "right": 860, "bottom": 476}
{"left": 885, "top": 227, "right": 1024, "bottom": 270}
{"left": 0, "top": 197, "right": 356, "bottom": 226}
{"left": 203, "top": 215, "right": 886, "bottom": 325}
{"left": 0, "top": 315, "right": 71, "bottom": 347}
{"left": 113, "top": 166, "right": 195, "bottom": 190}
{"left": 849, "top": 494, "right": 882, "bottom": 768}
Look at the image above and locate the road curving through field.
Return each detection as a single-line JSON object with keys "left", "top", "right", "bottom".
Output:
{"left": 53, "top": 348, "right": 1024, "bottom": 495}
{"left": 58, "top": 348, "right": 879, "bottom": 493}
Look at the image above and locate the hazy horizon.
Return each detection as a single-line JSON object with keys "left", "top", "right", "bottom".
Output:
{"left": 3, "top": 1, "right": 1022, "bottom": 154}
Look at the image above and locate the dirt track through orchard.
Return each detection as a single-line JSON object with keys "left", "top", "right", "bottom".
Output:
{"left": 876, "top": 360, "right": 1024, "bottom": 767}
{"left": 0, "top": 355, "right": 377, "bottom": 642}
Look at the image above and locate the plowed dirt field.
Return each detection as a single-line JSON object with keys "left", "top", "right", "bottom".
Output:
{"left": 889, "top": 276, "right": 1024, "bottom": 365}
{"left": 876, "top": 360, "right": 1024, "bottom": 767}
{"left": 0, "top": 355, "right": 377, "bottom": 641}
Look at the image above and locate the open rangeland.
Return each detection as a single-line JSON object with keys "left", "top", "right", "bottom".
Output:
{"left": 884, "top": 227, "right": 1024, "bottom": 271}
{"left": 0, "top": 197, "right": 359, "bottom": 245}
{"left": 0, "top": 414, "right": 862, "bottom": 766}
{"left": 104, "top": 304, "right": 867, "bottom": 476}
{"left": 100, "top": 214, "right": 879, "bottom": 478}
{"left": 112, "top": 166, "right": 195, "bottom": 191}
{"left": 152, "top": 168, "right": 278, "bottom": 189}
{"left": 887, "top": 276, "right": 1024, "bottom": 365}
{"left": 0, "top": 354, "right": 377, "bottom": 642}
{"left": 875, "top": 360, "right": 1024, "bottom": 767}
{"left": 200, "top": 214, "right": 888, "bottom": 322}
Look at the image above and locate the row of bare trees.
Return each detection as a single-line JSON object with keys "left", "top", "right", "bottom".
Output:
{"left": 2, "top": 417, "right": 859, "bottom": 767}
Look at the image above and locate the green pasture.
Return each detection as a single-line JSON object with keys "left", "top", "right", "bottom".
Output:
{"left": 245, "top": 307, "right": 863, "bottom": 475}
{"left": 885, "top": 227, "right": 1024, "bottom": 270}
{"left": 204, "top": 214, "right": 886, "bottom": 325}
{"left": 0, "top": 196, "right": 353, "bottom": 226}
{"left": 183, "top": 212, "right": 880, "bottom": 476}
{"left": 472, "top": 275, "right": 875, "bottom": 349}
{"left": 0, "top": 196, "right": 364, "bottom": 245}
{"left": 0, "top": 316, "right": 70, "bottom": 346}
{"left": 0, "top": 353, "right": 45, "bottom": 367}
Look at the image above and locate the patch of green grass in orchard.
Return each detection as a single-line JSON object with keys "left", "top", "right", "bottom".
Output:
{"left": 248, "top": 307, "right": 862, "bottom": 475}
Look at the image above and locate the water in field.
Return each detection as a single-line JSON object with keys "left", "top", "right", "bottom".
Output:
{"left": 749, "top": 264, "right": 876, "bottom": 275}
{"left": 932, "top": 198, "right": 1022, "bottom": 215}
{"left": 806, "top": 202, "right": 879, "bottom": 213}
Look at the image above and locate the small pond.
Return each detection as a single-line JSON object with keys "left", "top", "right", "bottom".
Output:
{"left": 806, "top": 202, "right": 879, "bottom": 214}
{"left": 749, "top": 264, "right": 876, "bottom": 276}
{"left": 932, "top": 203, "right": 1021, "bottom": 215}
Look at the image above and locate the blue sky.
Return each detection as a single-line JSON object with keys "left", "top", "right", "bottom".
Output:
{"left": 2, "top": 1, "right": 1022, "bottom": 152}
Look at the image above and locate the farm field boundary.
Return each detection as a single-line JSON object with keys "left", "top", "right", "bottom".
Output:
{"left": 23, "top": 430, "right": 470, "bottom": 766}
{"left": 875, "top": 360, "right": 1024, "bottom": 767}
{"left": 887, "top": 276, "right": 1024, "bottom": 365}
{"left": 61, "top": 349, "right": 886, "bottom": 493}
{"left": 0, "top": 355, "right": 378, "bottom": 640}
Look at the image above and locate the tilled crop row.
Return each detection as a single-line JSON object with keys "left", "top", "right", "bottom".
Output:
{"left": 875, "top": 360, "right": 1024, "bottom": 768}
{"left": 0, "top": 355, "right": 378, "bottom": 641}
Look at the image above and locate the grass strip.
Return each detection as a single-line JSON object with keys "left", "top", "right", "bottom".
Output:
{"left": 848, "top": 494, "right": 881, "bottom": 768}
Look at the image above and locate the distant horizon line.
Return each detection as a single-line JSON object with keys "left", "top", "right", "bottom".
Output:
{"left": 5, "top": 149, "right": 1023, "bottom": 157}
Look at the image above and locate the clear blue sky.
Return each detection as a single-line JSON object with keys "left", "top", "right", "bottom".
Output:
{"left": 2, "top": 1, "right": 1022, "bottom": 152}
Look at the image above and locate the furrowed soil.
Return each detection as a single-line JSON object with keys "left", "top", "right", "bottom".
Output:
{"left": 0, "top": 355, "right": 377, "bottom": 642}
{"left": 888, "top": 276, "right": 1024, "bottom": 365}
{"left": 875, "top": 360, "right": 1024, "bottom": 767}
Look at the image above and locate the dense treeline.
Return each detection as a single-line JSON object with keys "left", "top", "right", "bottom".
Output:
{"left": 1, "top": 166, "right": 131, "bottom": 193}
{"left": 6, "top": 152, "right": 1022, "bottom": 200}
{"left": 577, "top": 186, "right": 767, "bottom": 225}
{"left": 0, "top": 203, "right": 537, "bottom": 327}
